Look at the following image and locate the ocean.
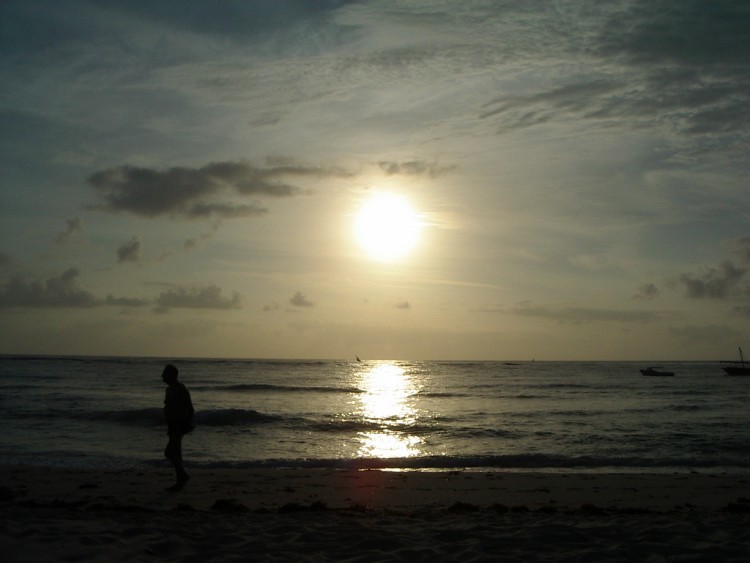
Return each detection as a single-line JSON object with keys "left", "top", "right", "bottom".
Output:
{"left": 1, "top": 356, "right": 748, "bottom": 473}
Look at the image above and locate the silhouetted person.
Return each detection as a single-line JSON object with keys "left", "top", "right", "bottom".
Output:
{"left": 162, "top": 364, "right": 194, "bottom": 492}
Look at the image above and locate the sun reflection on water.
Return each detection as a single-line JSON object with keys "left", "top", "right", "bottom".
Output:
{"left": 356, "top": 362, "right": 422, "bottom": 459}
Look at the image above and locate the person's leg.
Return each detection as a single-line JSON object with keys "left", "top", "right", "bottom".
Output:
{"left": 164, "top": 433, "right": 189, "bottom": 490}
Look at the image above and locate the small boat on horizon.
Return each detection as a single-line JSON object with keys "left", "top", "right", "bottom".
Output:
{"left": 722, "top": 347, "right": 750, "bottom": 375}
{"left": 640, "top": 367, "right": 675, "bottom": 377}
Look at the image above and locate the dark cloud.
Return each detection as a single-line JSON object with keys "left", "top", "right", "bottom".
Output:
{"left": 56, "top": 217, "right": 83, "bottom": 244}
{"left": 1, "top": 0, "right": 357, "bottom": 56}
{"left": 117, "top": 236, "right": 140, "bottom": 263}
{"left": 104, "top": 0, "right": 356, "bottom": 43}
{"left": 289, "top": 291, "right": 314, "bottom": 307}
{"left": 154, "top": 285, "right": 241, "bottom": 312}
{"left": 87, "top": 161, "right": 350, "bottom": 220}
{"left": 598, "top": 1, "right": 750, "bottom": 138}
{"left": 0, "top": 268, "right": 97, "bottom": 308}
{"left": 377, "top": 160, "right": 455, "bottom": 177}
{"left": 597, "top": 1, "right": 750, "bottom": 67}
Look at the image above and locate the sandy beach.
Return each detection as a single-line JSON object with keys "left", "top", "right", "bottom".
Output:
{"left": 2, "top": 466, "right": 750, "bottom": 561}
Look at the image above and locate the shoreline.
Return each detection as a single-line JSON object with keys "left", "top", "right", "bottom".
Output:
{"left": 3, "top": 466, "right": 750, "bottom": 561}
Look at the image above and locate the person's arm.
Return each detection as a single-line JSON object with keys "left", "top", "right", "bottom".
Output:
{"left": 186, "top": 388, "right": 194, "bottom": 425}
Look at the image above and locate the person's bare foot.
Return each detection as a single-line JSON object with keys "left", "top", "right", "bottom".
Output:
{"left": 165, "top": 474, "right": 190, "bottom": 492}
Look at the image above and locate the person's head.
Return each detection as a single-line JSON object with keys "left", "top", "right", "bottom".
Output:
{"left": 162, "top": 364, "right": 179, "bottom": 384}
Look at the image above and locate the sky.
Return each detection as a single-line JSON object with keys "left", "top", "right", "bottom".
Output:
{"left": 1, "top": 0, "right": 749, "bottom": 361}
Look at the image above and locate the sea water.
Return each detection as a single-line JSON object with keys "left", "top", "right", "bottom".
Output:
{"left": 0, "top": 356, "right": 748, "bottom": 472}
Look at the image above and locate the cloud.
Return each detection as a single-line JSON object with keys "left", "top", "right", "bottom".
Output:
{"left": 0, "top": 268, "right": 97, "bottom": 308}
{"left": 480, "top": 79, "right": 623, "bottom": 130}
{"left": 55, "top": 217, "right": 83, "bottom": 244}
{"left": 377, "top": 160, "right": 455, "bottom": 177}
{"left": 154, "top": 285, "right": 241, "bottom": 312}
{"left": 105, "top": 295, "right": 149, "bottom": 308}
{"left": 87, "top": 160, "right": 350, "bottom": 220}
{"left": 634, "top": 283, "right": 660, "bottom": 300}
{"left": 476, "top": 2, "right": 750, "bottom": 144}
{"left": 597, "top": 1, "right": 750, "bottom": 68}
{"left": 182, "top": 227, "right": 218, "bottom": 252}
{"left": 505, "top": 302, "right": 670, "bottom": 325}
{"left": 109, "top": 1, "right": 356, "bottom": 44}
{"left": 597, "top": 1, "right": 750, "bottom": 139}
{"left": 674, "top": 236, "right": 750, "bottom": 315}
{"left": 670, "top": 324, "right": 743, "bottom": 344}
{"left": 289, "top": 291, "right": 314, "bottom": 307}
{"left": 0, "top": 268, "right": 154, "bottom": 309}
{"left": 678, "top": 235, "right": 750, "bottom": 299}
{"left": 729, "top": 236, "right": 750, "bottom": 264}
{"left": 679, "top": 261, "right": 747, "bottom": 299}
{"left": 117, "top": 236, "right": 141, "bottom": 263}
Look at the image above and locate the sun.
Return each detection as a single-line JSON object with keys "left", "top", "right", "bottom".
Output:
{"left": 354, "top": 192, "right": 422, "bottom": 262}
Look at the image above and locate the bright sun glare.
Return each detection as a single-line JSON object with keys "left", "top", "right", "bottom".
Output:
{"left": 354, "top": 192, "right": 421, "bottom": 262}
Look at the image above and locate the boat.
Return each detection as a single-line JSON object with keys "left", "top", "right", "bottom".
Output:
{"left": 722, "top": 347, "right": 750, "bottom": 375}
{"left": 640, "top": 367, "right": 674, "bottom": 377}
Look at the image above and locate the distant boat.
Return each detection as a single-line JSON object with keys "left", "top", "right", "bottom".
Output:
{"left": 722, "top": 347, "right": 750, "bottom": 376}
{"left": 355, "top": 355, "right": 361, "bottom": 362}
{"left": 640, "top": 367, "right": 675, "bottom": 377}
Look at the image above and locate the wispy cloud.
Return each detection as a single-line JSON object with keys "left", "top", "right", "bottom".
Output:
{"left": 117, "top": 236, "right": 141, "bottom": 264}
{"left": 634, "top": 283, "right": 660, "bottom": 300}
{"left": 670, "top": 324, "right": 743, "bottom": 344}
{"left": 505, "top": 302, "right": 672, "bottom": 325}
{"left": 105, "top": 295, "right": 149, "bottom": 308}
{"left": 55, "top": 217, "right": 83, "bottom": 244}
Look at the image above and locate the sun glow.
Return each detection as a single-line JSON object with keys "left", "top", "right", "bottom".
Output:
{"left": 354, "top": 192, "right": 421, "bottom": 262}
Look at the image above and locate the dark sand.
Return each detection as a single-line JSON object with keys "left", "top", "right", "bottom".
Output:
{"left": 2, "top": 466, "right": 749, "bottom": 561}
